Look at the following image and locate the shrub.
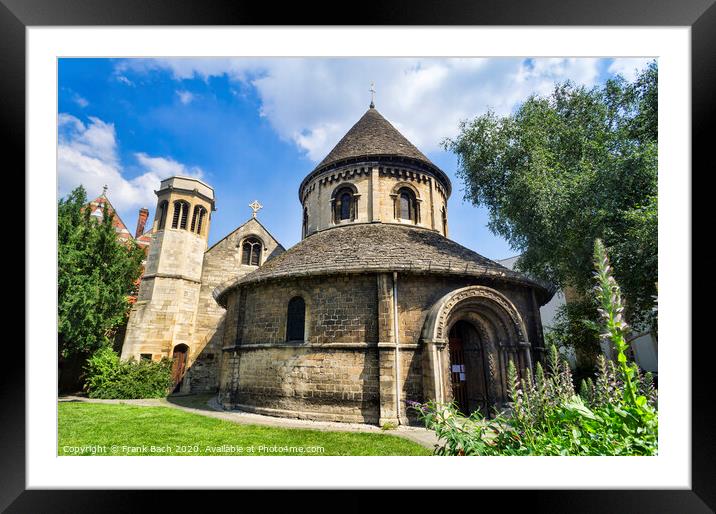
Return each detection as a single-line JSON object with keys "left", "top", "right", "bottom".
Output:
{"left": 84, "top": 346, "right": 173, "bottom": 399}
{"left": 409, "top": 239, "right": 658, "bottom": 456}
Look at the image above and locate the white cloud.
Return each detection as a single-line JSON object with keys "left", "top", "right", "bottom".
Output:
{"left": 116, "top": 75, "right": 134, "bottom": 86}
{"left": 607, "top": 58, "right": 654, "bottom": 82}
{"left": 115, "top": 57, "right": 641, "bottom": 162}
{"left": 72, "top": 93, "right": 89, "bottom": 108}
{"left": 175, "top": 89, "right": 195, "bottom": 105}
{"left": 134, "top": 152, "right": 204, "bottom": 179}
{"left": 57, "top": 114, "right": 204, "bottom": 217}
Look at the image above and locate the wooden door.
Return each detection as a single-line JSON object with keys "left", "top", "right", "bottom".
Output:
{"left": 171, "top": 345, "right": 188, "bottom": 390}
{"left": 449, "top": 334, "right": 469, "bottom": 414}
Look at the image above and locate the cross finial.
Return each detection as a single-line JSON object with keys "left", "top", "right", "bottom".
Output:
{"left": 102, "top": 184, "right": 108, "bottom": 196}
{"left": 249, "top": 200, "right": 263, "bottom": 218}
{"left": 369, "top": 82, "right": 375, "bottom": 108}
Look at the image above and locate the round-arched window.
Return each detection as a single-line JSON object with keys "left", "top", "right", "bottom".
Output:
{"left": 332, "top": 186, "right": 356, "bottom": 223}
{"left": 396, "top": 187, "right": 418, "bottom": 223}
{"left": 286, "top": 296, "right": 306, "bottom": 342}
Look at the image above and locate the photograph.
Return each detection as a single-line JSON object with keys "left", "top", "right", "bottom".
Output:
{"left": 56, "top": 56, "right": 659, "bottom": 458}
{"left": 5, "top": 5, "right": 707, "bottom": 506}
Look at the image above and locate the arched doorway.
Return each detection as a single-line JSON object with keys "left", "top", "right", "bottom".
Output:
{"left": 171, "top": 344, "right": 189, "bottom": 392}
{"left": 421, "top": 285, "right": 533, "bottom": 413}
{"left": 448, "top": 320, "right": 490, "bottom": 416}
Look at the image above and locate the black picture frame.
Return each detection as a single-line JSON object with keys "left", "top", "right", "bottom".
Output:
{"left": 3, "top": 0, "right": 709, "bottom": 511}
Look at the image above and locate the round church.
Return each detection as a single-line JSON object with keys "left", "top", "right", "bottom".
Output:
{"left": 214, "top": 103, "right": 554, "bottom": 425}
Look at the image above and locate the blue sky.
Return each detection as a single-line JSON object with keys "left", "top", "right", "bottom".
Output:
{"left": 58, "top": 57, "right": 652, "bottom": 259}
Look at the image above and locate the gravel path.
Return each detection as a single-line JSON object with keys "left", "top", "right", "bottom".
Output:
{"left": 59, "top": 394, "right": 441, "bottom": 451}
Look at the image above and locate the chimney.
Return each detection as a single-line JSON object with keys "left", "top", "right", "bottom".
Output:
{"left": 135, "top": 208, "right": 149, "bottom": 237}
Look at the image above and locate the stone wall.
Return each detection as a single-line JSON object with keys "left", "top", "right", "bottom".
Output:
{"left": 122, "top": 276, "right": 202, "bottom": 360}
{"left": 142, "top": 228, "right": 207, "bottom": 283}
{"left": 221, "top": 346, "right": 381, "bottom": 423}
{"left": 217, "top": 270, "right": 544, "bottom": 425}
{"left": 219, "top": 273, "right": 385, "bottom": 423}
{"left": 187, "top": 218, "right": 284, "bottom": 393}
{"left": 238, "top": 275, "right": 378, "bottom": 345}
{"left": 300, "top": 163, "right": 448, "bottom": 238}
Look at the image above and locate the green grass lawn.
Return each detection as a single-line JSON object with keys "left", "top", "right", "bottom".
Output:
{"left": 58, "top": 402, "right": 431, "bottom": 456}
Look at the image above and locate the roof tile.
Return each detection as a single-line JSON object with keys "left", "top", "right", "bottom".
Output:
{"left": 214, "top": 223, "right": 555, "bottom": 305}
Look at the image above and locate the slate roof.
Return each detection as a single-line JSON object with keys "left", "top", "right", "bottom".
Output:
{"left": 316, "top": 107, "right": 433, "bottom": 170}
{"left": 300, "top": 106, "right": 452, "bottom": 198}
{"left": 214, "top": 223, "right": 555, "bottom": 306}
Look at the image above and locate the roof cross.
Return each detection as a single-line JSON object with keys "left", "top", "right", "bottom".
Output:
{"left": 369, "top": 82, "right": 375, "bottom": 108}
{"left": 249, "top": 200, "right": 263, "bottom": 218}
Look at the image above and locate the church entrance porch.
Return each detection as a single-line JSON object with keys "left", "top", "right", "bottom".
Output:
{"left": 421, "top": 285, "right": 534, "bottom": 415}
{"left": 448, "top": 320, "right": 490, "bottom": 416}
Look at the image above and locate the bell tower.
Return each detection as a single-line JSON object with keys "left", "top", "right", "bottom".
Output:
{"left": 121, "top": 176, "right": 215, "bottom": 367}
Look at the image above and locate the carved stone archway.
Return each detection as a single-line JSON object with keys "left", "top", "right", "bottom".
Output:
{"left": 421, "top": 285, "right": 532, "bottom": 409}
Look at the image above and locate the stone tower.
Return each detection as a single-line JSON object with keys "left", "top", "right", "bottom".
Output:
{"left": 298, "top": 105, "right": 451, "bottom": 240}
{"left": 121, "top": 176, "right": 216, "bottom": 383}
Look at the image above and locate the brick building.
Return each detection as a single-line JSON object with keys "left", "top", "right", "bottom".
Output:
{"left": 121, "top": 103, "right": 555, "bottom": 425}
{"left": 86, "top": 189, "right": 152, "bottom": 315}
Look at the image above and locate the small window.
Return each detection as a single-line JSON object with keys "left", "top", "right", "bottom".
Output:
{"left": 332, "top": 186, "right": 356, "bottom": 223}
{"left": 396, "top": 187, "right": 418, "bottom": 223}
{"left": 157, "top": 201, "right": 168, "bottom": 230}
{"left": 171, "top": 201, "right": 190, "bottom": 229}
{"left": 339, "top": 192, "right": 352, "bottom": 220}
{"left": 286, "top": 296, "right": 306, "bottom": 342}
{"left": 196, "top": 208, "right": 206, "bottom": 234}
{"left": 140, "top": 353, "right": 152, "bottom": 361}
{"left": 302, "top": 207, "right": 309, "bottom": 238}
{"left": 191, "top": 205, "right": 207, "bottom": 234}
{"left": 441, "top": 206, "right": 448, "bottom": 235}
{"left": 241, "top": 237, "right": 262, "bottom": 266}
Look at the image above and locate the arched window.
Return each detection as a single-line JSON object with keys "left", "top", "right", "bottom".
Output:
{"left": 157, "top": 200, "right": 168, "bottom": 230}
{"left": 286, "top": 296, "right": 306, "bottom": 342}
{"left": 196, "top": 207, "right": 206, "bottom": 234}
{"left": 339, "top": 192, "right": 352, "bottom": 220}
{"left": 396, "top": 187, "right": 418, "bottom": 223}
{"left": 241, "top": 237, "right": 262, "bottom": 266}
{"left": 332, "top": 186, "right": 357, "bottom": 223}
{"left": 171, "top": 200, "right": 190, "bottom": 229}
{"left": 191, "top": 205, "right": 207, "bottom": 234}
{"left": 302, "top": 207, "right": 309, "bottom": 238}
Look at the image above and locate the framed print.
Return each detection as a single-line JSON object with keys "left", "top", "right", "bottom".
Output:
{"left": 4, "top": 0, "right": 712, "bottom": 511}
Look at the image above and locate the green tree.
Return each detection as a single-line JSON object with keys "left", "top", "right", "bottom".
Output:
{"left": 444, "top": 61, "right": 657, "bottom": 342}
{"left": 58, "top": 186, "right": 145, "bottom": 362}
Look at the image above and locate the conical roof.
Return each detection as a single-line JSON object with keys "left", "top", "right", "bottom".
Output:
{"left": 315, "top": 107, "right": 434, "bottom": 171}
{"left": 300, "top": 106, "right": 451, "bottom": 199}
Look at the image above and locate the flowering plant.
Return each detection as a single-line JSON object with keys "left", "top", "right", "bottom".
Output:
{"left": 409, "top": 239, "right": 657, "bottom": 456}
